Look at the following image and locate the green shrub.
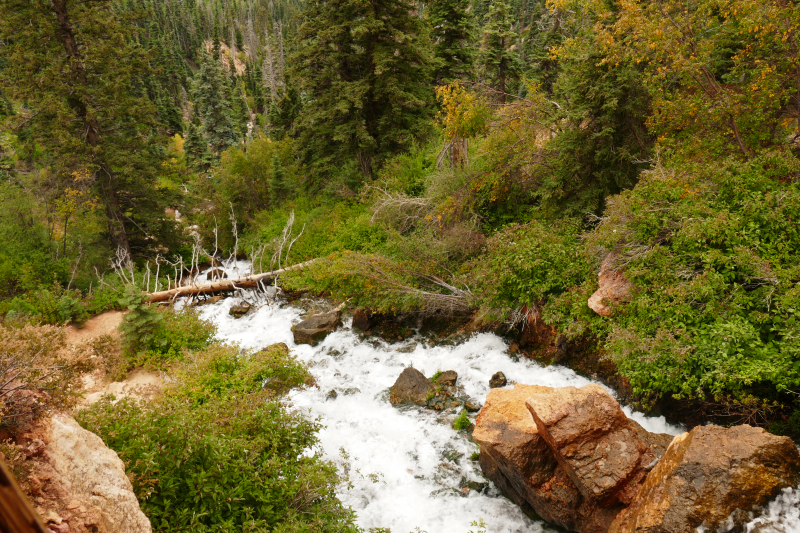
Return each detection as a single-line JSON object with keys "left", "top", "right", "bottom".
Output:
{"left": 118, "top": 285, "right": 165, "bottom": 359}
{"left": 584, "top": 153, "right": 800, "bottom": 406}
{"left": 470, "top": 219, "right": 592, "bottom": 322}
{"left": 77, "top": 344, "right": 357, "bottom": 533}
{"left": 452, "top": 409, "right": 471, "bottom": 430}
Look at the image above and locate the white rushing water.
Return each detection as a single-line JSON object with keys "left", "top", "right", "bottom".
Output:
{"left": 192, "top": 292, "right": 683, "bottom": 533}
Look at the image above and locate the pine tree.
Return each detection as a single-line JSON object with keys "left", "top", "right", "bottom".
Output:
{"left": 0, "top": 0, "right": 177, "bottom": 257}
{"left": 269, "top": 84, "right": 301, "bottom": 141}
{"left": 192, "top": 51, "right": 241, "bottom": 156}
{"left": 428, "top": 0, "right": 477, "bottom": 84}
{"left": 292, "top": 0, "right": 434, "bottom": 183}
{"left": 269, "top": 152, "right": 288, "bottom": 203}
{"left": 228, "top": 73, "right": 250, "bottom": 137}
{"left": 184, "top": 120, "right": 214, "bottom": 173}
{"left": 480, "top": 0, "right": 520, "bottom": 103}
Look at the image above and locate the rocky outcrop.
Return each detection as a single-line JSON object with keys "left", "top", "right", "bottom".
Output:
{"left": 525, "top": 385, "right": 672, "bottom": 506}
{"left": 475, "top": 383, "right": 800, "bottom": 533}
{"left": 12, "top": 414, "right": 151, "bottom": 533}
{"left": 588, "top": 254, "right": 632, "bottom": 317}
{"left": 389, "top": 367, "right": 434, "bottom": 406}
{"left": 292, "top": 308, "right": 342, "bottom": 345}
{"left": 608, "top": 425, "right": 800, "bottom": 533}
{"left": 474, "top": 384, "right": 631, "bottom": 532}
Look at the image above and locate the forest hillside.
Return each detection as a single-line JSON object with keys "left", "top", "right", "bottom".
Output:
{"left": 1, "top": 0, "right": 800, "bottom": 531}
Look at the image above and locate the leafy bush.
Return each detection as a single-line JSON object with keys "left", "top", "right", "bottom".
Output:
{"left": 585, "top": 153, "right": 800, "bottom": 406}
{"left": 77, "top": 343, "right": 357, "bottom": 533}
{"left": 119, "top": 286, "right": 216, "bottom": 370}
{"left": 470, "top": 219, "right": 592, "bottom": 321}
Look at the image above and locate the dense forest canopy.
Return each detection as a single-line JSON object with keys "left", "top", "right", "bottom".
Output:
{"left": 1, "top": 0, "right": 800, "bottom": 526}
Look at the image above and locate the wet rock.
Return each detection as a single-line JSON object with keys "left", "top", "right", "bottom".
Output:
{"left": 588, "top": 254, "right": 632, "bottom": 317}
{"left": 525, "top": 384, "right": 670, "bottom": 506}
{"left": 326, "top": 389, "right": 338, "bottom": 401}
{"left": 206, "top": 268, "right": 227, "bottom": 281}
{"left": 489, "top": 371, "right": 507, "bottom": 388}
{"left": 464, "top": 400, "right": 482, "bottom": 412}
{"left": 193, "top": 295, "right": 224, "bottom": 307}
{"left": 435, "top": 370, "right": 458, "bottom": 386}
{"left": 293, "top": 308, "right": 343, "bottom": 345}
{"left": 389, "top": 367, "right": 435, "bottom": 407}
{"left": 352, "top": 308, "right": 375, "bottom": 331}
{"left": 609, "top": 425, "right": 800, "bottom": 533}
{"left": 229, "top": 301, "right": 252, "bottom": 318}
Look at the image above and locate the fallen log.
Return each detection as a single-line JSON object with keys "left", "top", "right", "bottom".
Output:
{"left": 146, "top": 259, "right": 316, "bottom": 303}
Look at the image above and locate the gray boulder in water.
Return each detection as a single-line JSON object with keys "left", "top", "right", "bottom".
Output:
{"left": 293, "top": 308, "right": 343, "bottom": 345}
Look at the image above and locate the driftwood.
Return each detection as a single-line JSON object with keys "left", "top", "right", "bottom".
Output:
{"left": 146, "top": 259, "right": 316, "bottom": 303}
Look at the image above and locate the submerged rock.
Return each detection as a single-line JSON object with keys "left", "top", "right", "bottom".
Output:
{"left": 609, "top": 424, "right": 800, "bottom": 533}
{"left": 489, "top": 371, "right": 507, "bottom": 388}
{"left": 588, "top": 254, "right": 632, "bottom": 317}
{"left": 389, "top": 367, "right": 434, "bottom": 407}
{"left": 293, "top": 308, "right": 343, "bottom": 345}
{"left": 525, "top": 384, "right": 672, "bottom": 506}
{"left": 229, "top": 301, "right": 252, "bottom": 318}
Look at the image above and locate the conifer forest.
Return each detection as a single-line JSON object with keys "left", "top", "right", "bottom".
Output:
{"left": 1, "top": 0, "right": 800, "bottom": 531}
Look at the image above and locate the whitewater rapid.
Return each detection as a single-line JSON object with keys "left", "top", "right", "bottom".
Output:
{"left": 193, "top": 293, "right": 684, "bottom": 533}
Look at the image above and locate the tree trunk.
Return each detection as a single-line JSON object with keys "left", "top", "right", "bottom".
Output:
{"left": 50, "top": 0, "right": 133, "bottom": 258}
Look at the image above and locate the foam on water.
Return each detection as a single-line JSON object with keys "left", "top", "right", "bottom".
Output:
{"left": 195, "top": 295, "right": 683, "bottom": 533}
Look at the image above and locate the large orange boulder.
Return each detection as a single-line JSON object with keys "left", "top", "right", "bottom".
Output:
{"left": 608, "top": 424, "right": 800, "bottom": 533}
{"left": 474, "top": 384, "right": 630, "bottom": 532}
{"left": 525, "top": 384, "right": 672, "bottom": 506}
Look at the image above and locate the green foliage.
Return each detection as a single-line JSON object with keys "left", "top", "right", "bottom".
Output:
{"left": 118, "top": 285, "right": 165, "bottom": 358}
{"left": 291, "top": 0, "right": 435, "bottom": 182}
{"left": 479, "top": 0, "right": 520, "bottom": 101}
{"left": 76, "top": 343, "right": 358, "bottom": 533}
{"left": 470, "top": 219, "right": 591, "bottom": 320}
{"left": 585, "top": 153, "right": 800, "bottom": 404}
{"left": 428, "top": 0, "right": 476, "bottom": 83}
{"left": 192, "top": 51, "right": 242, "bottom": 156}
{"left": 452, "top": 409, "right": 471, "bottom": 430}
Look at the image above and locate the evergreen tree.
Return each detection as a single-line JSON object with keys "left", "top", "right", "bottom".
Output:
{"left": 480, "top": 0, "right": 520, "bottom": 103}
{"left": 0, "top": 0, "right": 177, "bottom": 257}
{"left": 228, "top": 73, "right": 250, "bottom": 136}
{"left": 428, "top": 0, "right": 477, "bottom": 84}
{"left": 192, "top": 51, "right": 241, "bottom": 156}
{"left": 292, "top": 0, "right": 435, "bottom": 183}
{"left": 268, "top": 84, "right": 301, "bottom": 141}
{"left": 269, "top": 152, "right": 288, "bottom": 203}
{"left": 184, "top": 120, "right": 214, "bottom": 173}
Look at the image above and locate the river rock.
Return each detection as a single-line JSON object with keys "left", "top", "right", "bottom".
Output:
{"left": 229, "top": 301, "right": 251, "bottom": 318}
{"left": 608, "top": 424, "right": 800, "bottom": 533}
{"left": 352, "top": 308, "right": 375, "bottom": 331}
{"left": 389, "top": 367, "right": 434, "bottom": 407}
{"left": 525, "top": 384, "right": 669, "bottom": 506}
{"left": 206, "top": 268, "right": 227, "bottom": 281}
{"left": 435, "top": 370, "right": 458, "bottom": 386}
{"left": 473, "top": 384, "right": 624, "bottom": 532}
{"left": 489, "top": 371, "right": 507, "bottom": 388}
{"left": 588, "top": 254, "right": 632, "bottom": 317}
{"left": 293, "top": 308, "right": 343, "bottom": 345}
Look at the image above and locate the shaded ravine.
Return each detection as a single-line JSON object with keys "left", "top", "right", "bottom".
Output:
{"left": 193, "top": 294, "right": 682, "bottom": 533}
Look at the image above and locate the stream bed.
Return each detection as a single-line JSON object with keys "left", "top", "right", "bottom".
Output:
{"left": 193, "top": 294, "right": 684, "bottom": 533}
